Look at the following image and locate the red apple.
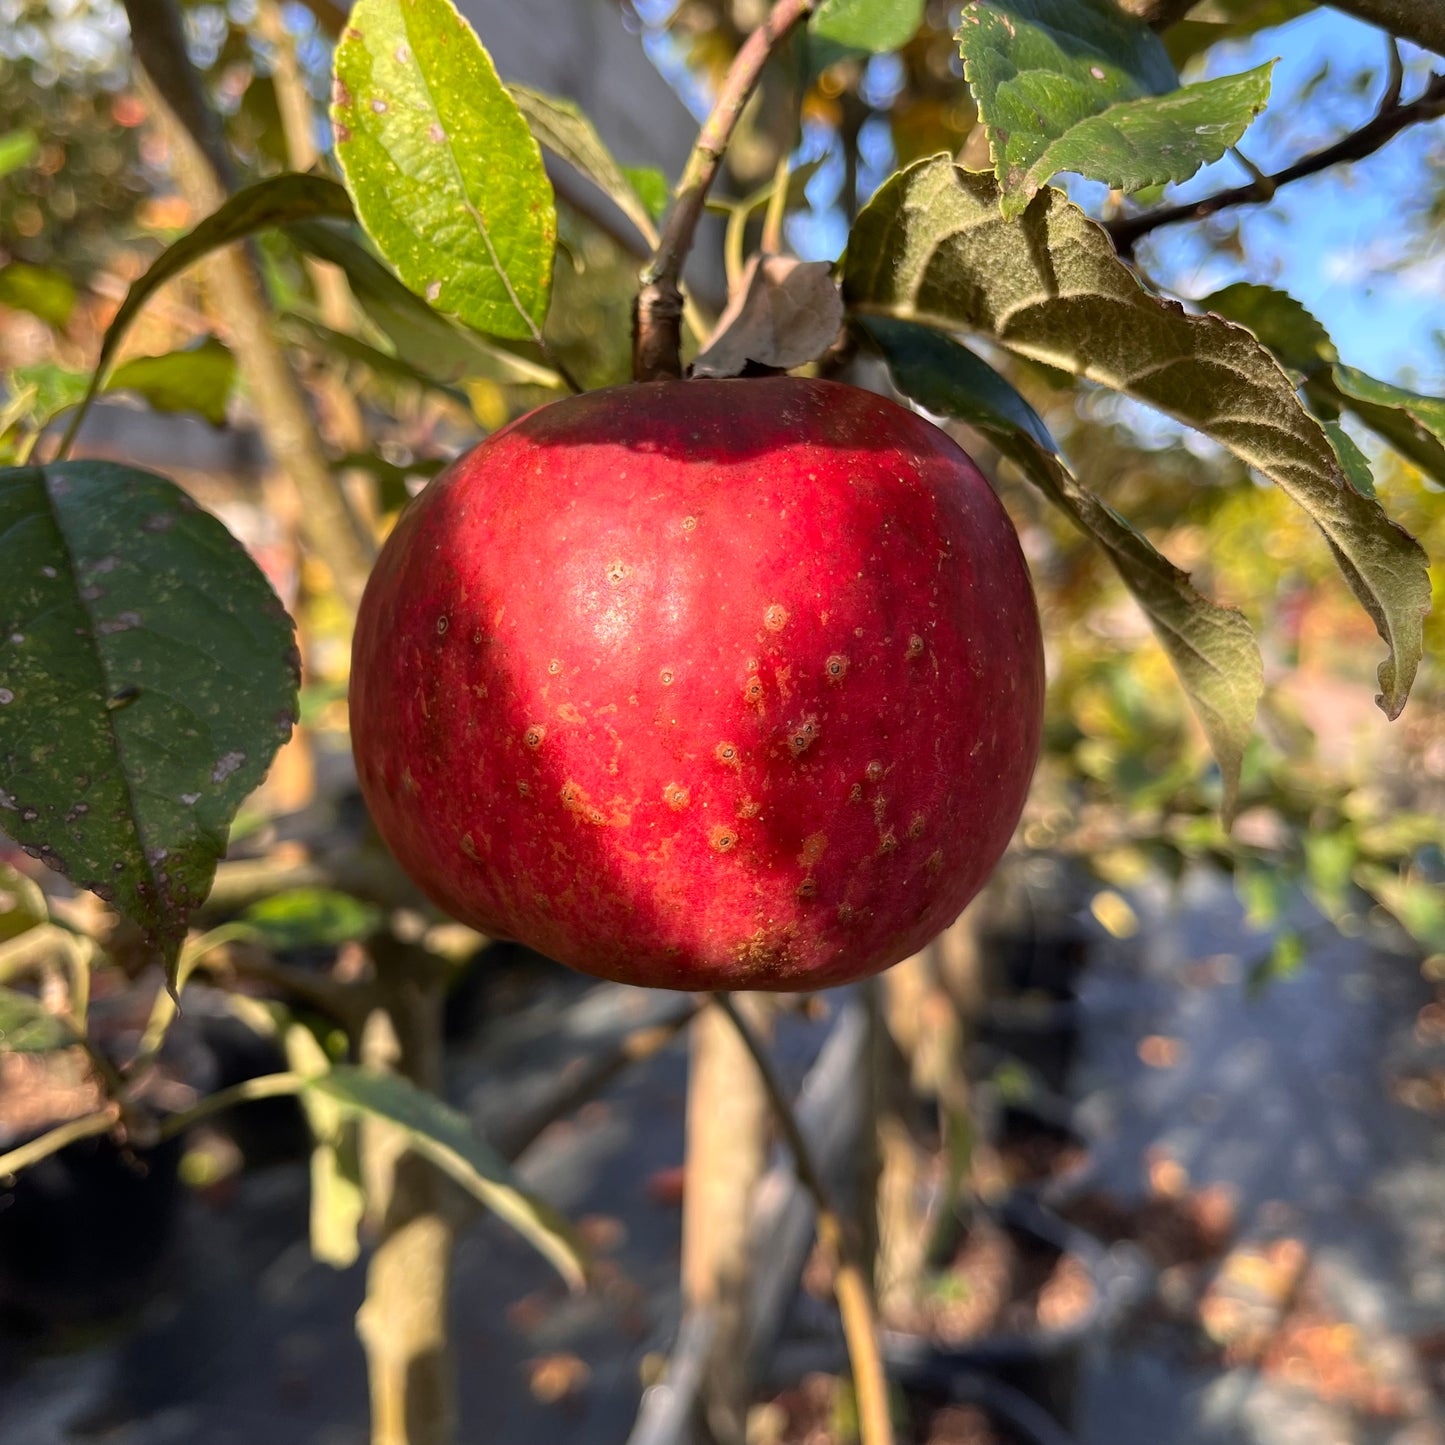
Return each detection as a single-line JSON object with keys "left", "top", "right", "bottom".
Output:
{"left": 350, "top": 377, "right": 1043, "bottom": 991}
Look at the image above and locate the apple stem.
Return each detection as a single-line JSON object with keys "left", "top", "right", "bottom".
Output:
{"left": 632, "top": 0, "right": 821, "bottom": 382}
{"left": 711, "top": 991, "right": 897, "bottom": 1445}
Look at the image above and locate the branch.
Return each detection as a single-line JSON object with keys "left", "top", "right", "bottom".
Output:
{"left": 711, "top": 992, "right": 895, "bottom": 1445}
{"left": 1108, "top": 70, "right": 1445, "bottom": 254}
{"left": 1329, "top": 0, "right": 1445, "bottom": 58}
{"left": 632, "top": 0, "right": 820, "bottom": 381}
{"left": 0, "top": 1106, "right": 120, "bottom": 1178}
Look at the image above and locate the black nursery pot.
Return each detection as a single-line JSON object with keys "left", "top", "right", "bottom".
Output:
{"left": 0, "top": 1128, "right": 182, "bottom": 1336}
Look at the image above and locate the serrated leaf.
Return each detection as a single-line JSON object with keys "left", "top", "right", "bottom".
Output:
{"left": 843, "top": 158, "right": 1431, "bottom": 721}
{"left": 1199, "top": 282, "right": 1336, "bottom": 375}
{"left": 1201, "top": 284, "right": 1445, "bottom": 486}
{"left": 508, "top": 85, "right": 661, "bottom": 246}
{"left": 309, "top": 1065, "right": 587, "bottom": 1289}
{"left": 332, "top": 0, "right": 555, "bottom": 343}
{"left": 0, "top": 461, "right": 300, "bottom": 964}
{"left": 1022, "top": 66, "right": 1273, "bottom": 214}
{"left": 0, "top": 986, "right": 80, "bottom": 1053}
{"left": 812, "top": 0, "right": 925, "bottom": 52}
{"left": 108, "top": 338, "right": 237, "bottom": 427}
{"left": 0, "top": 262, "right": 77, "bottom": 329}
{"left": 0, "top": 129, "right": 38, "bottom": 180}
{"left": 864, "top": 316, "right": 1261, "bottom": 817}
{"left": 289, "top": 222, "right": 560, "bottom": 389}
{"left": 59, "top": 174, "right": 354, "bottom": 452}
{"left": 692, "top": 256, "right": 843, "bottom": 378}
{"left": 957, "top": 0, "right": 1269, "bottom": 217}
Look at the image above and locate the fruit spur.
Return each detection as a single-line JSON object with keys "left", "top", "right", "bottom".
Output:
{"left": 350, "top": 377, "right": 1044, "bottom": 991}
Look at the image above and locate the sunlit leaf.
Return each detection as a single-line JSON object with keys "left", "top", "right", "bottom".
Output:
{"left": 332, "top": 0, "right": 556, "bottom": 341}
{"left": 0, "top": 262, "right": 77, "bottom": 329}
{"left": 843, "top": 159, "right": 1431, "bottom": 721}
{"left": 0, "top": 129, "right": 38, "bottom": 180}
{"left": 957, "top": 0, "right": 1270, "bottom": 216}
{"left": 108, "top": 338, "right": 237, "bottom": 427}
{"left": 508, "top": 85, "right": 662, "bottom": 245}
{"left": 863, "top": 316, "right": 1261, "bottom": 817}
{"left": 812, "top": 0, "right": 925, "bottom": 52}
{"left": 309, "top": 1065, "right": 588, "bottom": 1288}
{"left": 0, "top": 462, "right": 299, "bottom": 969}
{"left": 241, "top": 887, "right": 383, "bottom": 951}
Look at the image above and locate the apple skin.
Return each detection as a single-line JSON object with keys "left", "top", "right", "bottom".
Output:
{"left": 350, "top": 377, "right": 1043, "bottom": 991}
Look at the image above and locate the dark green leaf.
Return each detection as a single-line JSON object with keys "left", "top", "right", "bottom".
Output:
{"left": 1163, "top": 0, "right": 1310, "bottom": 66}
{"left": 108, "top": 338, "right": 237, "bottom": 427}
{"left": 309, "top": 1066, "right": 587, "bottom": 1288}
{"left": 241, "top": 887, "right": 383, "bottom": 950}
{"left": 857, "top": 316, "right": 1057, "bottom": 452}
{"left": 864, "top": 316, "right": 1261, "bottom": 818}
{"left": 957, "top": 0, "right": 1268, "bottom": 215}
{"left": 0, "top": 263, "right": 77, "bottom": 329}
{"left": 508, "top": 85, "right": 662, "bottom": 245}
{"left": 0, "top": 129, "right": 38, "bottom": 180}
{"left": 59, "top": 174, "right": 354, "bottom": 453}
{"left": 332, "top": 0, "right": 556, "bottom": 342}
{"left": 0, "top": 462, "right": 300, "bottom": 964}
{"left": 0, "top": 986, "right": 80, "bottom": 1053}
{"left": 812, "top": 0, "right": 925, "bottom": 52}
{"left": 1199, "top": 282, "right": 1337, "bottom": 375}
{"left": 843, "top": 158, "right": 1431, "bottom": 720}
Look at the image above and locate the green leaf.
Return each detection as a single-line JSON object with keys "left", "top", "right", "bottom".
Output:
{"left": 0, "top": 129, "right": 38, "bottom": 180}
{"left": 843, "top": 158, "right": 1431, "bottom": 721}
{"left": 1323, "top": 421, "right": 1375, "bottom": 498}
{"left": 0, "top": 461, "right": 300, "bottom": 966}
{"left": 309, "top": 1066, "right": 587, "bottom": 1289}
{"left": 621, "top": 166, "right": 670, "bottom": 224}
{"left": 4, "top": 364, "right": 89, "bottom": 433}
{"left": 59, "top": 174, "right": 354, "bottom": 453}
{"left": 812, "top": 0, "right": 925, "bottom": 52}
{"left": 508, "top": 85, "right": 662, "bottom": 245}
{"left": 0, "top": 262, "right": 77, "bottom": 329}
{"left": 1199, "top": 282, "right": 1336, "bottom": 376}
{"left": 1163, "top": 0, "right": 1311, "bottom": 66}
{"left": 0, "top": 986, "right": 79, "bottom": 1053}
{"left": 279, "top": 313, "right": 467, "bottom": 401}
{"left": 1331, "top": 366, "right": 1445, "bottom": 448}
{"left": 862, "top": 316, "right": 1261, "bottom": 818}
{"left": 957, "top": 0, "right": 1270, "bottom": 217}
{"left": 108, "top": 338, "right": 237, "bottom": 427}
{"left": 241, "top": 887, "right": 383, "bottom": 951}
{"left": 1201, "top": 283, "right": 1445, "bottom": 486}
{"left": 1357, "top": 865, "right": 1445, "bottom": 954}
{"left": 858, "top": 316, "right": 1057, "bottom": 452}
{"left": 0, "top": 861, "right": 47, "bottom": 944}
{"left": 1247, "top": 928, "right": 1305, "bottom": 996}
{"left": 290, "top": 222, "right": 561, "bottom": 388}
{"left": 332, "top": 0, "right": 556, "bottom": 342}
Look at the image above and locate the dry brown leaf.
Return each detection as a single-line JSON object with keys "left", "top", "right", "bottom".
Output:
{"left": 691, "top": 254, "right": 843, "bottom": 378}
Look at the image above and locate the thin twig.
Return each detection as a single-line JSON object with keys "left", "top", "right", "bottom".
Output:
{"left": 1108, "top": 70, "right": 1445, "bottom": 255}
{"left": 633, "top": 0, "right": 820, "bottom": 380}
{"left": 154, "top": 1070, "right": 310, "bottom": 1141}
{"left": 0, "top": 1106, "right": 120, "bottom": 1178}
{"left": 711, "top": 992, "right": 895, "bottom": 1445}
